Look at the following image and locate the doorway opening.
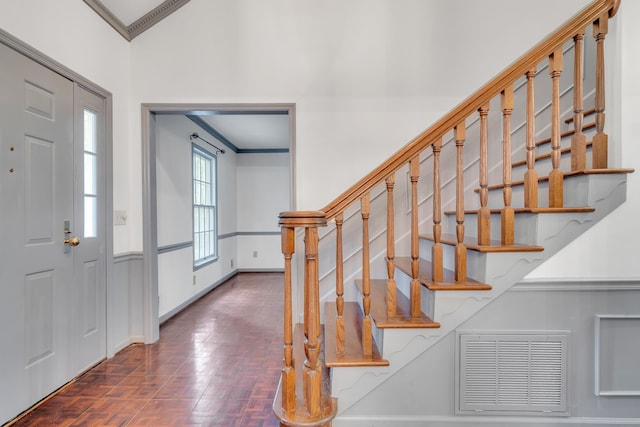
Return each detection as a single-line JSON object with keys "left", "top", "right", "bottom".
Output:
{"left": 141, "top": 104, "right": 296, "bottom": 342}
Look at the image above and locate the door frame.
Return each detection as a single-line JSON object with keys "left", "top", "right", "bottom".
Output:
{"left": 0, "top": 29, "right": 115, "bottom": 356}
{"left": 141, "top": 103, "right": 296, "bottom": 343}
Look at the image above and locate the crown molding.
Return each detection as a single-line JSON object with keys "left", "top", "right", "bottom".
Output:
{"left": 83, "top": 0, "right": 190, "bottom": 42}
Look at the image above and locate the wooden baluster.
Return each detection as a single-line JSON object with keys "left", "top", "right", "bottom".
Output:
{"left": 304, "top": 225, "right": 321, "bottom": 416}
{"left": 385, "top": 175, "right": 397, "bottom": 317}
{"left": 524, "top": 67, "right": 539, "bottom": 208}
{"left": 454, "top": 123, "right": 467, "bottom": 282}
{"left": 592, "top": 13, "right": 609, "bottom": 169}
{"left": 501, "top": 86, "right": 515, "bottom": 245}
{"left": 549, "top": 49, "right": 564, "bottom": 208}
{"left": 477, "top": 104, "right": 491, "bottom": 246}
{"left": 432, "top": 138, "right": 444, "bottom": 282}
{"left": 409, "top": 157, "right": 421, "bottom": 317}
{"left": 571, "top": 31, "right": 587, "bottom": 171}
{"left": 361, "top": 194, "right": 373, "bottom": 356}
{"left": 335, "top": 213, "right": 345, "bottom": 356}
{"left": 281, "top": 226, "right": 295, "bottom": 414}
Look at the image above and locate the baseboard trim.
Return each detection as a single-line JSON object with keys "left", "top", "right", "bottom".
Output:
{"left": 159, "top": 270, "right": 238, "bottom": 324}
{"left": 237, "top": 268, "right": 284, "bottom": 273}
{"left": 335, "top": 415, "right": 640, "bottom": 426}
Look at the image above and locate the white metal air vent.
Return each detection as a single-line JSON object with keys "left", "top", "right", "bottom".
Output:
{"left": 456, "top": 331, "right": 568, "bottom": 416}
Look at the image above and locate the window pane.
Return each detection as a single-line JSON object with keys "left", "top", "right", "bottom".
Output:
{"left": 84, "top": 153, "right": 96, "bottom": 195}
{"left": 84, "top": 110, "right": 97, "bottom": 153}
{"left": 84, "top": 196, "right": 97, "bottom": 238}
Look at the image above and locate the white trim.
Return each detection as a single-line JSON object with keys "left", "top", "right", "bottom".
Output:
{"left": 594, "top": 315, "right": 640, "bottom": 396}
{"left": 335, "top": 415, "right": 640, "bottom": 426}
{"left": 512, "top": 278, "right": 640, "bottom": 292}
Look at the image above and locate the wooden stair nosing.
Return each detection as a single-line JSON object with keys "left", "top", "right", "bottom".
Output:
{"left": 354, "top": 279, "right": 440, "bottom": 329}
{"left": 535, "top": 121, "right": 596, "bottom": 148}
{"left": 324, "top": 301, "right": 389, "bottom": 368}
{"left": 418, "top": 234, "right": 544, "bottom": 253}
{"left": 394, "top": 256, "right": 492, "bottom": 291}
{"left": 474, "top": 168, "right": 635, "bottom": 193}
{"left": 273, "top": 324, "right": 338, "bottom": 426}
{"left": 564, "top": 107, "right": 596, "bottom": 124}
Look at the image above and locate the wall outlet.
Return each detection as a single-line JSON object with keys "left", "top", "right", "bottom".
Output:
{"left": 192, "top": 275, "right": 196, "bottom": 286}
{"left": 231, "top": 259, "right": 234, "bottom": 268}
{"left": 253, "top": 251, "right": 258, "bottom": 258}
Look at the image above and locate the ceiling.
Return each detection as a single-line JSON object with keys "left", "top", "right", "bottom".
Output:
{"left": 84, "top": 0, "right": 291, "bottom": 153}
{"left": 187, "top": 112, "right": 291, "bottom": 153}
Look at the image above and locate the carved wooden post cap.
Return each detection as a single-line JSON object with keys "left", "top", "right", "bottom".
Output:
{"left": 279, "top": 211, "right": 327, "bottom": 228}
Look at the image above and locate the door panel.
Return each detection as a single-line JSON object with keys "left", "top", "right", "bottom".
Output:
{"left": 24, "top": 270, "right": 55, "bottom": 366}
{"left": 0, "top": 43, "right": 106, "bottom": 424}
{"left": 25, "top": 135, "right": 55, "bottom": 243}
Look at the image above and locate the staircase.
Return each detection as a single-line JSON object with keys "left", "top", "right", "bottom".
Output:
{"left": 272, "top": 1, "right": 632, "bottom": 426}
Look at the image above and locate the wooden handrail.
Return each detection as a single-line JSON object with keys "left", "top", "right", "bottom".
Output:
{"left": 318, "top": 0, "right": 616, "bottom": 221}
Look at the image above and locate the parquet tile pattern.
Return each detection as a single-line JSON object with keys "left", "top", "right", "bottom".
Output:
{"left": 8, "top": 273, "right": 283, "bottom": 427}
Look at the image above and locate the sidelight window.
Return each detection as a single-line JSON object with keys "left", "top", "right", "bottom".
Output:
{"left": 84, "top": 109, "right": 97, "bottom": 238}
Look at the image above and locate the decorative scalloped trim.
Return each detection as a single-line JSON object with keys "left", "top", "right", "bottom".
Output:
{"left": 127, "top": 0, "right": 191, "bottom": 39}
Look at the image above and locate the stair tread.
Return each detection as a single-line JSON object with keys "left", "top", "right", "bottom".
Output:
{"left": 395, "top": 257, "right": 492, "bottom": 290}
{"left": 535, "top": 121, "right": 595, "bottom": 147}
{"left": 324, "top": 301, "right": 389, "bottom": 368}
{"left": 512, "top": 141, "right": 593, "bottom": 168}
{"left": 444, "top": 207, "right": 596, "bottom": 215}
{"left": 418, "top": 234, "right": 544, "bottom": 252}
{"left": 273, "top": 324, "right": 337, "bottom": 425}
{"left": 354, "top": 279, "right": 440, "bottom": 329}
{"left": 475, "top": 168, "right": 635, "bottom": 193}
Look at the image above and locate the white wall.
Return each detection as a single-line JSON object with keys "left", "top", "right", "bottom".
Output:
{"left": 236, "top": 153, "right": 290, "bottom": 270}
{"left": 156, "top": 114, "right": 238, "bottom": 317}
{"left": 129, "top": 0, "right": 591, "bottom": 221}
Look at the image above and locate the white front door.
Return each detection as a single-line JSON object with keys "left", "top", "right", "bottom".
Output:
{"left": 0, "top": 43, "right": 107, "bottom": 424}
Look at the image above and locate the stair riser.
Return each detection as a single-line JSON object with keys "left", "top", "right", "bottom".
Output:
{"left": 443, "top": 211, "right": 540, "bottom": 243}
{"left": 394, "top": 271, "right": 436, "bottom": 320}
{"left": 511, "top": 144, "right": 595, "bottom": 179}
{"left": 484, "top": 180, "right": 549, "bottom": 209}
{"left": 418, "top": 238, "right": 483, "bottom": 281}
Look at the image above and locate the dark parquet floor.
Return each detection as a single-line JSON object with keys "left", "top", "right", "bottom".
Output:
{"left": 8, "top": 273, "right": 283, "bottom": 427}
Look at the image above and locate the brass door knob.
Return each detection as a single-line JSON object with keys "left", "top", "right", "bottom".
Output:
{"left": 64, "top": 237, "right": 80, "bottom": 247}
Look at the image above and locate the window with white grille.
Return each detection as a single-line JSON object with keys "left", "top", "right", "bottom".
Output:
{"left": 192, "top": 145, "right": 217, "bottom": 267}
{"left": 457, "top": 332, "right": 568, "bottom": 416}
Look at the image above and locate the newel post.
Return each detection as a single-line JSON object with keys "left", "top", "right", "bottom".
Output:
{"left": 278, "top": 211, "right": 327, "bottom": 419}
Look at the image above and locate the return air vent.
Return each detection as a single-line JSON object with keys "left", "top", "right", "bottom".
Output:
{"left": 457, "top": 331, "right": 568, "bottom": 416}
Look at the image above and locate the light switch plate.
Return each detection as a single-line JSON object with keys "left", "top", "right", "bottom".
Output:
{"left": 114, "top": 210, "right": 127, "bottom": 225}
